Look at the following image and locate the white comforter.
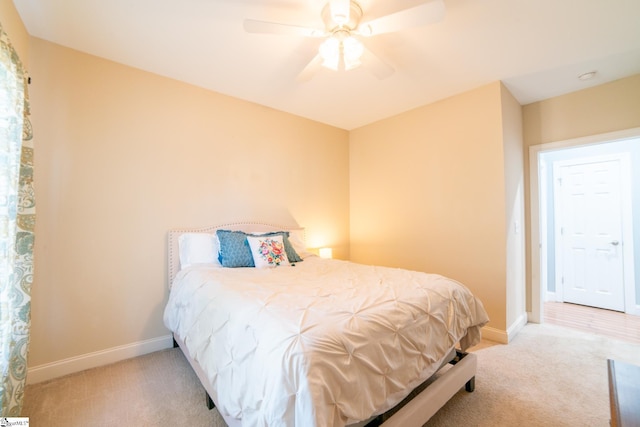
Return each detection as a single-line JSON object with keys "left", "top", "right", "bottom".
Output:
{"left": 163, "top": 257, "right": 489, "bottom": 426}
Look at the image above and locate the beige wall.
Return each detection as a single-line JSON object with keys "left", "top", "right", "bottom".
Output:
{"left": 523, "top": 75, "right": 640, "bottom": 146}
{"left": 350, "top": 82, "right": 524, "bottom": 333}
{"left": 522, "top": 74, "right": 640, "bottom": 313}
{"left": 28, "top": 38, "right": 350, "bottom": 367}
{"left": 0, "top": 0, "right": 29, "bottom": 65}
{"left": 23, "top": 6, "right": 637, "bottom": 371}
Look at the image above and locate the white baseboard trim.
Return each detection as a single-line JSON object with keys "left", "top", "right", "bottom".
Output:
{"left": 481, "top": 312, "right": 528, "bottom": 344}
{"left": 506, "top": 312, "right": 528, "bottom": 342}
{"left": 27, "top": 335, "right": 174, "bottom": 384}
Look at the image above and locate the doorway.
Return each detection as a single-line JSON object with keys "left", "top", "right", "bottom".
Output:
{"left": 528, "top": 128, "right": 640, "bottom": 323}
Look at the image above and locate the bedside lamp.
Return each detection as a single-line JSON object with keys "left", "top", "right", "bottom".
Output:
{"left": 319, "top": 247, "right": 333, "bottom": 259}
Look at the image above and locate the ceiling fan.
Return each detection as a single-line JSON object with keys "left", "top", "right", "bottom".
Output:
{"left": 243, "top": 0, "right": 445, "bottom": 82}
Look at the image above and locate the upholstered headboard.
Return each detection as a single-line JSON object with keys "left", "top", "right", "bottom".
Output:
{"left": 167, "top": 222, "right": 305, "bottom": 289}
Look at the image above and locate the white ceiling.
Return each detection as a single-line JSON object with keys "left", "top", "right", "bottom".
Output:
{"left": 13, "top": 0, "right": 640, "bottom": 130}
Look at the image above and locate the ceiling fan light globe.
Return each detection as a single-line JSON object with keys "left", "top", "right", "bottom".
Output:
{"left": 320, "top": 37, "right": 340, "bottom": 59}
{"left": 319, "top": 37, "right": 341, "bottom": 70}
{"left": 321, "top": 57, "right": 340, "bottom": 71}
{"left": 343, "top": 36, "right": 364, "bottom": 61}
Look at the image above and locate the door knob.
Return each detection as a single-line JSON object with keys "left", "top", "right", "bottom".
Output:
{"left": 610, "top": 241, "right": 619, "bottom": 246}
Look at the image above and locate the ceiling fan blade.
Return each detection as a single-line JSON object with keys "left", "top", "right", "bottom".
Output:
{"left": 360, "top": 47, "right": 394, "bottom": 79}
{"left": 296, "top": 53, "right": 324, "bottom": 83}
{"left": 243, "top": 19, "right": 325, "bottom": 38}
{"left": 357, "top": 0, "right": 445, "bottom": 36}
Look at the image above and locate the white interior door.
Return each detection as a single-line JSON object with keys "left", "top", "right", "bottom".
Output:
{"left": 553, "top": 154, "right": 626, "bottom": 311}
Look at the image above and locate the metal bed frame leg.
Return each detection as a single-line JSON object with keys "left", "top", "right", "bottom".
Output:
{"left": 465, "top": 376, "right": 475, "bottom": 392}
{"left": 206, "top": 392, "right": 216, "bottom": 410}
{"left": 451, "top": 350, "right": 476, "bottom": 393}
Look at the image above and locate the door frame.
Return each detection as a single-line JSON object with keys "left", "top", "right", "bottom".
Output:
{"left": 552, "top": 152, "right": 631, "bottom": 311}
{"left": 528, "top": 127, "right": 640, "bottom": 323}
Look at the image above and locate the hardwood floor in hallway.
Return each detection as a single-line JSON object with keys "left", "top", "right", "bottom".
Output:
{"left": 545, "top": 301, "right": 640, "bottom": 345}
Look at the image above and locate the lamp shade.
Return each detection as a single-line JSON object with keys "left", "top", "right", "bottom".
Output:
{"left": 319, "top": 248, "right": 333, "bottom": 259}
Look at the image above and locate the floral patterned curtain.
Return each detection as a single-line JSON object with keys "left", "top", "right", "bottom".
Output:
{"left": 0, "top": 21, "right": 34, "bottom": 416}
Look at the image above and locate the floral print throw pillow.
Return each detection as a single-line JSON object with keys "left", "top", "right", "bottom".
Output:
{"left": 247, "top": 235, "right": 290, "bottom": 268}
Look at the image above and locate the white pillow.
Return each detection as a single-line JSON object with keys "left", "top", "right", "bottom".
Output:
{"left": 178, "top": 233, "right": 221, "bottom": 269}
{"left": 287, "top": 228, "right": 314, "bottom": 259}
{"left": 246, "top": 234, "right": 289, "bottom": 268}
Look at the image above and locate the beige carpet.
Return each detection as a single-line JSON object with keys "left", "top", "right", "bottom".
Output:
{"left": 22, "top": 323, "right": 640, "bottom": 426}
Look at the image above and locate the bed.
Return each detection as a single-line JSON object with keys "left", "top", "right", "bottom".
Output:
{"left": 164, "top": 222, "right": 489, "bottom": 427}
